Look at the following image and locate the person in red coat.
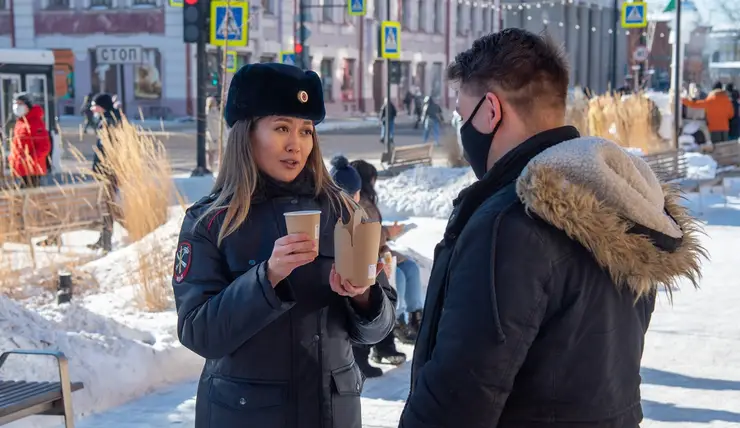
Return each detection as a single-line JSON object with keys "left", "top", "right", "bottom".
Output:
{"left": 9, "top": 93, "right": 50, "bottom": 188}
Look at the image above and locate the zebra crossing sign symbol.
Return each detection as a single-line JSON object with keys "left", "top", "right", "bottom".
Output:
{"left": 621, "top": 2, "right": 647, "bottom": 29}
{"left": 210, "top": 1, "right": 249, "bottom": 47}
{"left": 379, "top": 21, "right": 401, "bottom": 59}
{"left": 348, "top": 0, "right": 366, "bottom": 16}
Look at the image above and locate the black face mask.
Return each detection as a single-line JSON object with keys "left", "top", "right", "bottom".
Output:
{"left": 460, "top": 95, "right": 502, "bottom": 179}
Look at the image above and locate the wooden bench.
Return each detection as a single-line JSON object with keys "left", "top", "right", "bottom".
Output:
{"left": 0, "top": 182, "right": 108, "bottom": 264}
{"left": 705, "top": 140, "right": 740, "bottom": 179}
{"left": 644, "top": 148, "right": 725, "bottom": 213}
{"left": 0, "top": 350, "right": 83, "bottom": 427}
{"left": 643, "top": 149, "right": 689, "bottom": 182}
{"left": 380, "top": 143, "right": 434, "bottom": 175}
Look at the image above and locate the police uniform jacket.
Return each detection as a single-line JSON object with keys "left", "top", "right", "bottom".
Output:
{"left": 172, "top": 173, "right": 397, "bottom": 428}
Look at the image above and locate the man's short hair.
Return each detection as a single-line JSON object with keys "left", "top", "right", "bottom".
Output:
{"left": 447, "top": 28, "right": 569, "bottom": 116}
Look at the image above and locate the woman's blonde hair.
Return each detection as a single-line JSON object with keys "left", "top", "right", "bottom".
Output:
{"left": 199, "top": 119, "right": 356, "bottom": 245}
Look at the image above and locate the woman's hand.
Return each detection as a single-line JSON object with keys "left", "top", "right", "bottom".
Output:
{"left": 266, "top": 233, "right": 317, "bottom": 287}
{"left": 330, "top": 263, "right": 384, "bottom": 304}
{"left": 387, "top": 222, "right": 404, "bottom": 240}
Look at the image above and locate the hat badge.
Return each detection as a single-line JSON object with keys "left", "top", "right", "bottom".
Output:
{"left": 297, "top": 90, "right": 309, "bottom": 103}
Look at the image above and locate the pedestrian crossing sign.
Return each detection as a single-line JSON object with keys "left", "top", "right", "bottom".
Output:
{"left": 225, "top": 51, "right": 238, "bottom": 72}
{"left": 280, "top": 51, "right": 296, "bottom": 66}
{"left": 168, "top": 0, "right": 183, "bottom": 7}
{"left": 379, "top": 21, "right": 401, "bottom": 59}
{"left": 210, "top": 1, "right": 249, "bottom": 47}
{"left": 621, "top": 2, "right": 647, "bottom": 29}
{"left": 348, "top": 0, "right": 366, "bottom": 16}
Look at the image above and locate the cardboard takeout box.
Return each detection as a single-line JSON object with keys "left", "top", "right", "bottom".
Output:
{"left": 334, "top": 208, "right": 382, "bottom": 288}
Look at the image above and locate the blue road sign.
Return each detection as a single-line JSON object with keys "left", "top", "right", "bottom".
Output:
{"left": 380, "top": 21, "right": 401, "bottom": 59}
{"left": 210, "top": 1, "right": 249, "bottom": 47}
{"left": 622, "top": 2, "right": 647, "bottom": 28}
{"left": 348, "top": 0, "right": 366, "bottom": 16}
{"left": 296, "top": 24, "right": 312, "bottom": 41}
{"left": 281, "top": 51, "right": 296, "bottom": 65}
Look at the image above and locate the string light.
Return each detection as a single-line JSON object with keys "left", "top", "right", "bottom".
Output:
{"left": 457, "top": 0, "right": 666, "bottom": 38}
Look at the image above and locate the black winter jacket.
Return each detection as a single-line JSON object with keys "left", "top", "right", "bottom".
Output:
{"left": 172, "top": 176, "right": 396, "bottom": 428}
{"left": 400, "top": 127, "right": 704, "bottom": 428}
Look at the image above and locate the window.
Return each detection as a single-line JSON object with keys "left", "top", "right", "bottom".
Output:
{"left": 262, "top": 0, "right": 275, "bottom": 15}
{"left": 373, "top": 0, "right": 380, "bottom": 20}
{"left": 417, "top": 0, "right": 425, "bottom": 32}
{"left": 0, "top": 0, "right": 6, "bottom": 9}
{"left": 341, "top": 58, "right": 356, "bottom": 101}
{"left": 433, "top": 0, "right": 442, "bottom": 33}
{"left": 322, "top": 0, "right": 333, "bottom": 22}
{"left": 401, "top": 0, "right": 411, "bottom": 30}
{"left": 320, "top": 58, "right": 334, "bottom": 102}
{"left": 47, "top": 0, "right": 71, "bottom": 9}
{"left": 482, "top": 7, "right": 489, "bottom": 34}
{"left": 259, "top": 55, "right": 276, "bottom": 63}
{"left": 132, "top": 0, "right": 157, "bottom": 6}
{"left": 456, "top": 2, "right": 464, "bottom": 35}
{"left": 431, "top": 62, "right": 443, "bottom": 98}
{"left": 470, "top": 5, "right": 477, "bottom": 35}
{"left": 90, "top": 0, "right": 113, "bottom": 8}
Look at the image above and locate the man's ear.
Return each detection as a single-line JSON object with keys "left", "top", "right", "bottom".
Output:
{"left": 485, "top": 92, "right": 503, "bottom": 129}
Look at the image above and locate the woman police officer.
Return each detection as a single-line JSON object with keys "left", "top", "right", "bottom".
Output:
{"left": 171, "top": 63, "right": 396, "bottom": 428}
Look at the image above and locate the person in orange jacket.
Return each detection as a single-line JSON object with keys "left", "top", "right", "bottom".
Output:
{"left": 9, "top": 92, "right": 51, "bottom": 188}
{"left": 682, "top": 81, "right": 735, "bottom": 143}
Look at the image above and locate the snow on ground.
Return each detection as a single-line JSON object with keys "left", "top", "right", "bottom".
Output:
{"left": 3, "top": 160, "right": 740, "bottom": 427}
{"left": 1, "top": 207, "right": 203, "bottom": 428}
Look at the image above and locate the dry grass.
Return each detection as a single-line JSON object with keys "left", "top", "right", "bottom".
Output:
{"left": 1, "top": 116, "right": 180, "bottom": 311}
{"left": 566, "top": 89, "right": 668, "bottom": 154}
{"left": 93, "top": 116, "right": 180, "bottom": 311}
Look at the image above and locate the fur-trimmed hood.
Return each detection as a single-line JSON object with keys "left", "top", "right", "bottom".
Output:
{"left": 516, "top": 137, "right": 707, "bottom": 298}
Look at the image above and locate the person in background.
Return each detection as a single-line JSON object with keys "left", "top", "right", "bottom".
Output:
{"left": 172, "top": 63, "right": 396, "bottom": 428}
{"left": 11, "top": 92, "right": 60, "bottom": 246}
{"left": 351, "top": 159, "right": 424, "bottom": 345}
{"left": 682, "top": 81, "right": 735, "bottom": 143}
{"left": 422, "top": 96, "right": 444, "bottom": 146}
{"left": 412, "top": 89, "right": 424, "bottom": 129}
{"left": 89, "top": 93, "right": 123, "bottom": 252}
{"left": 403, "top": 89, "right": 414, "bottom": 115}
{"left": 81, "top": 92, "right": 96, "bottom": 134}
{"left": 379, "top": 98, "right": 397, "bottom": 144}
{"left": 205, "top": 96, "right": 226, "bottom": 171}
{"left": 330, "top": 155, "right": 407, "bottom": 379}
{"left": 726, "top": 83, "right": 740, "bottom": 140}
{"left": 9, "top": 92, "right": 51, "bottom": 189}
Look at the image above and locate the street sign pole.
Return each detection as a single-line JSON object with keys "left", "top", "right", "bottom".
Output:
{"left": 218, "top": 0, "right": 231, "bottom": 170}
{"left": 192, "top": 0, "right": 209, "bottom": 177}
{"left": 384, "top": 0, "right": 391, "bottom": 157}
{"left": 673, "top": 0, "right": 682, "bottom": 148}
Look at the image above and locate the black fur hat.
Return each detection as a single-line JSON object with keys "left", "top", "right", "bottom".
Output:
{"left": 224, "top": 62, "right": 325, "bottom": 128}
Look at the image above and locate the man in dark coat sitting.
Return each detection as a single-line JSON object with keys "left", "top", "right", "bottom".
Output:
{"left": 400, "top": 28, "right": 706, "bottom": 428}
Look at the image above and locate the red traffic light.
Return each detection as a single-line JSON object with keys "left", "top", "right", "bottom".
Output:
{"left": 295, "top": 44, "right": 303, "bottom": 54}
{"left": 185, "top": 0, "right": 198, "bottom": 4}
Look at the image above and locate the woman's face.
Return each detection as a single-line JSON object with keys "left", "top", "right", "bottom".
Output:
{"left": 252, "top": 116, "right": 314, "bottom": 182}
{"left": 352, "top": 191, "right": 361, "bottom": 203}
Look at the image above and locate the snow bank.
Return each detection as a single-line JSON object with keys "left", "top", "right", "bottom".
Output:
{"left": 2, "top": 208, "right": 203, "bottom": 428}
{"left": 376, "top": 167, "right": 475, "bottom": 219}
{"left": 684, "top": 152, "right": 718, "bottom": 180}
{"left": 376, "top": 150, "right": 723, "bottom": 222}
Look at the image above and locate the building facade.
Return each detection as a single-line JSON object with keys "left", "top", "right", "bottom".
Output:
{"left": 0, "top": 0, "right": 628, "bottom": 119}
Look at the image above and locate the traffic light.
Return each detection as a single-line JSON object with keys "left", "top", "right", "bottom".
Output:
{"left": 183, "top": 0, "right": 205, "bottom": 43}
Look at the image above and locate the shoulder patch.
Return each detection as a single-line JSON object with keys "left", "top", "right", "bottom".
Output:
{"left": 174, "top": 241, "right": 193, "bottom": 283}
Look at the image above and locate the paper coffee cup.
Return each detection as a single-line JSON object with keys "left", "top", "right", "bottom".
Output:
{"left": 284, "top": 210, "right": 321, "bottom": 251}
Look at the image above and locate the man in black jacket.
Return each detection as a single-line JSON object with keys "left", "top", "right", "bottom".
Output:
{"left": 400, "top": 29, "right": 706, "bottom": 428}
